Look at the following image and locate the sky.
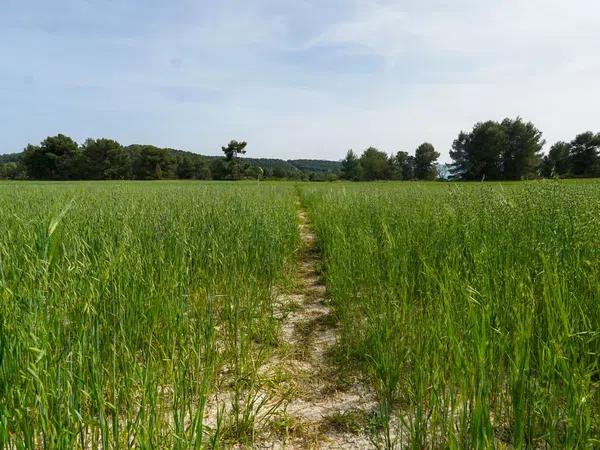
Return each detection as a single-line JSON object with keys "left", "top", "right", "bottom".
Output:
{"left": 1, "top": 0, "right": 599, "bottom": 162}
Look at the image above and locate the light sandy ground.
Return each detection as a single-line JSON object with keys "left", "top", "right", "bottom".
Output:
{"left": 201, "top": 200, "right": 382, "bottom": 448}
{"left": 251, "top": 204, "right": 378, "bottom": 449}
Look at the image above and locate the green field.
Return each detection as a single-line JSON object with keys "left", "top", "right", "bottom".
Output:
{"left": 1, "top": 180, "right": 599, "bottom": 448}
{"left": 302, "top": 181, "right": 600, "bottom": 448}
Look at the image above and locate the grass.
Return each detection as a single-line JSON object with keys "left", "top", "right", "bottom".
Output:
{"left": 321, "top": 409, "right": 372, "bottom": 434}
{"left": 1, "top": 179, "right": 599, "bottom": 448}
{"left": 0, "top": 181, "right": 299, "bottom": 448}
{"left": 300, "top": 180, "right": 600, "bottom": 448}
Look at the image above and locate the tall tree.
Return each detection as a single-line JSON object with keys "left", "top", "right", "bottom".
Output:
{"left": 22, "top": 134, "right": 80, "bottom": 179}
{"left": 175, "top": 155, "right": 212, "bottom": 179}
{"left": 414, "top": 143, "right": 440, "bottom": 180}
{"left": 210, "top": 158, "right": 229, "bottom": 180}
{"left": 541, "top": 141, "right": 571, "bottom": 177}
{"left": 341, "top": 149, "right": 361, "bottom": 180}
{"left": 129, "top": 145, "right": 173, "bottom": 180}
{"left": 501, "top": 117, "right": 545, "bottom": 180}
{"left": 359, "top": 147, "right": 391, "bottom": 180}
{"left": 195, "top": 159, "right": 212, "bottom": 179}
{"left": 450, "top": 121, "right": 507, "bottom": 180}
{"left": 221, "top": 140, "right": 247, "bottom": 180}
{"left": 569, "top": 132, "right": 600, "bottom": 177}
{"left": 391, "top": 151, "right": 414, "bottom": 180}
{"left": 0, "top": 162, "right": 25, "bottom": 179}
{"left": 175, "top": 155, "right": 195, "bottom": 179}
{"left": 221, "top": 140, "right": 247, "bottom": 160}
{"left": 448, "top": 131, "right": 470, "bottom": 180}
{"left": 81, "top": 138, "right": 129, "bottom": 179}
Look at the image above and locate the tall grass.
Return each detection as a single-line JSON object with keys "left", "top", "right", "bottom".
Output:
{"left": 0, "top": 181, "right": 299, "bottom": 448}
{"left": 301, "top": 180, "right": 600, "bottom": 448}
{"left": 2, "top": 179, "right": 598, "bottom": 448}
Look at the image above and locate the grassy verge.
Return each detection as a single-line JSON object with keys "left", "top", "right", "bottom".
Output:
{"left": 300, "top": 180, "right": 600, "bottom": 448}
{"left": 0, "top": 181, "right": 300, "bottom": 448}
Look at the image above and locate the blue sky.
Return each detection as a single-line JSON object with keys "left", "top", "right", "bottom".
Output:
{"left": 1, "top": 0, "right": 599, "bottom": 162}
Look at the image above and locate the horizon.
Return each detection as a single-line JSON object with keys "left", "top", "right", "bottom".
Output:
{"left": 2, "top": 1, "right": 599, "bottom": 163}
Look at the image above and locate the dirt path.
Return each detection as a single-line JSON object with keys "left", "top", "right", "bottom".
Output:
{"left": 256, "top": 198, "right": 377, "bottom": 449}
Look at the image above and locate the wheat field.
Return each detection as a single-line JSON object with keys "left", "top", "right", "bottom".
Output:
{"left": 1, "top": 180, "right": 598, "bottom": 448}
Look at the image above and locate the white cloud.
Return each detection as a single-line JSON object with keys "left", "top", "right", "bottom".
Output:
{"left": 310, "top": 0, "right": 600, "bottom": 78}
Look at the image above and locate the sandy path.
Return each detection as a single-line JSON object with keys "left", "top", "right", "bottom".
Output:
{"left": 254, "top": 198, "right": 377, "bottom": 449}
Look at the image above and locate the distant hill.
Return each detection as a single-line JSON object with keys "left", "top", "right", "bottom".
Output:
{"left": 1, "top": 146, "right": 341, "bottom": 178}
{"left": 288, "top": 159, "right": 341, "bottom": 173}
{"left": 155, "top": 148, "right": 341, "bottom": 173}
{"left": 124, "top": 146, "right": 341, "bottom": 176}
{"left": 0, "top": 153, "right": 22, "bottom": 164}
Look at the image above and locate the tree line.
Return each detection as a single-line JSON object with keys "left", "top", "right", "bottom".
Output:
{"left": 0, "top": 136, "right": 341, "bottom": 181}
{"left": 1, "top": 117, "right": 599, "bottom": 181}
{"left": 341, "top": 143, "right": 440, "bottom": 181}
{"left": 450, "top": 117, "right": 600, "bottom": 180}
{"left": 340, "top": 117, "right": 599, "bottom": 181}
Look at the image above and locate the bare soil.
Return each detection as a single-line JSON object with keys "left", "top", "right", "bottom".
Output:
{"left": 202, "top": 199, "right": 379, "bottom": 448}
{"left": 253, "top": 201, "right": 377, "bottom": 449}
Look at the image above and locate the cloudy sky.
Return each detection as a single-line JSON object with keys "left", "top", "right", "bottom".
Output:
{"left": 1, "top": 0, "right": 599, "bottom": 161}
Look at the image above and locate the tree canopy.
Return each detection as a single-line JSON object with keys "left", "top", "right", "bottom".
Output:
{"left": 540, "top": 142, "right": 571, "bottom": 178}
{"left": 2, "top": 123, "right": 600, "bottom": 181}
{"left": 341, "top": 150, "right": 361, "bottom": 180}
{"left": 569, "top": 132, "right": 600, "bottom": 177}
{"left": 359, "top": 147, "right": 391, "bottom": 180}
{"left": 23, "top": 134, "right": 80, "bottom": 180}
{"left": 1, "top": 135, "right": 339, "bottom": 181}
{"left": 340, "top": 144, "right": 440, "bottom": 181}
{"left": 390, "top": 151, "right": 415, "bottom": 180}
{"left": 450, "top": 118, "right": 544, "bottom": 180}
{"left": 81, "top": 138, "right": 130, "bottom": 180}
{"left": 221, "top": 140, "right": 247, "bottom": 160}
{"left": 414, "top": 143, "right": 440, "bottom": 180}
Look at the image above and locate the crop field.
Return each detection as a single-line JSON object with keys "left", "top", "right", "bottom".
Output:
{"left": 0, "top": 182, "right": 300, "bottom": 448}
{"left": 301, "top": 181, "right": 600, "bottom": 448}
{"left": 1, "top": 180, "right": 599, "bottom": 449}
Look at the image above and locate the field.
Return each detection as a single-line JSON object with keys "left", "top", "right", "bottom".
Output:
{"left": 1, "top": 180, "right": 599, "bottom": 448}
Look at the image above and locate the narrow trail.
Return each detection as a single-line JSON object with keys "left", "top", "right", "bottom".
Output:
{"left": 257, "top": 197, "right": 376, "bottom": 449}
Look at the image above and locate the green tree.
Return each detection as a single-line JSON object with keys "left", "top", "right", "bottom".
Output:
{"left": 390, "top": 151, "right": 414, "bottom": 180}
{"left": 341, "top": 149, "right": 361, "bottom": 180}
{"left": 272, "top": 166, "right": 287, "bottom": 178}
{"left": 541, "top": 141, "right": 571, "bottom": 177}
{"left": 539, "top": 155, "right": 553, "bottom": 178}
{"left": 175, "top": 155, "right": 195, "bottom": 179}
{"left": 450, "top": 118, "right": 545, "bottom": 180}
{"left": 129, "top": 145, "right": 173, "bottom": 180}
{"left": 359, "top": 147, "right": 391, "bottom": 180}
{"left": 221, "top": 140, "right": 247, "bottom": 160}
{"left": 466, "top": 121, "right": 506, "bottom": 180}
{"left": 244, "top": 165, "right": 261, "bottom": 179}
{"left": 210, "top": 158, "right": 229, "bottom": 180}
{"left": 81, "top": 138, "right": 130, "bottom": 179}
{"left": 569, "top": 132, "right": 600, "bottom": 177}
{"left": 154, "top": 163, "right": 163, "bottom": 180}
{"left": 414, "top": 143, "right": 440, "bottom": 180}
{"left": 195, "top": 159, "right": 212, "bottom": 179}
{"left": 221, "top": 140, "right": 247, "bottom": 180}
{"left": 500, "top": 117, "right": 544, "bottom": 180}
{"left": 449, "top": 121, "right": 507, "bottom": 180}
{"left": 175, "top": 155, "right": 212, "bottom": 179}
{"left": 0, "top": 162, "right": 25, "bottom": 179}
{"left": 22, "top": 134, "right": 80, "bottom": 179}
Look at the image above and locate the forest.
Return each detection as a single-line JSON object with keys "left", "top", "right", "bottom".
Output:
{"left": 0, "top": 139, "right": 341, "bottom": 181}
{"left": 0, "top": 116, "right": 598, "bottom": 181}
